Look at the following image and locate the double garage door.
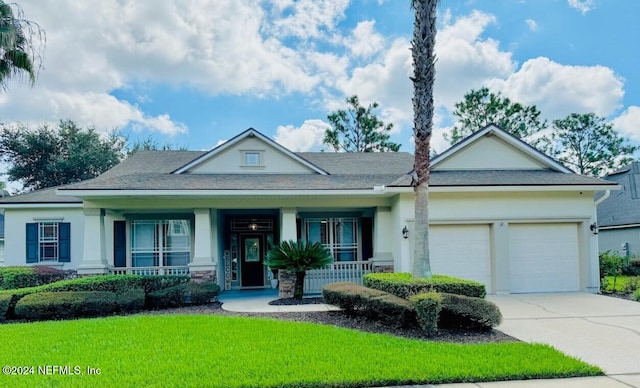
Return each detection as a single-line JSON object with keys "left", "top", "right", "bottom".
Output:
{"left": 429, "top": 223, "right": 580, "bottom": 294}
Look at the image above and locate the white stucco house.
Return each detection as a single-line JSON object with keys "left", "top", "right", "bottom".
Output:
{"left": 0, "top": 125, "right": 617, "bottom": 294}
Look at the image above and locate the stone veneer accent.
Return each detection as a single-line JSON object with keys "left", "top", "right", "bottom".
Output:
{"left": 278, "top": 270, "right": 296, "bottom": 299}
{"left": 373, "top": 265, "right": 394, "bottom": 273}
{"left": 190, "top": 270, "right": 216, "bottom": 283}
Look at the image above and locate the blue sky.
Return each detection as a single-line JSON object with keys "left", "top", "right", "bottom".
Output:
{"left": 2, "top": 0, "right": 639, "bottom": 162}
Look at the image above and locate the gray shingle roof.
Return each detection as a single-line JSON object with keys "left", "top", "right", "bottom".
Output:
{"left": 598, "top": 162, "right": 640, "bottom": 227}
{"left": 0, "top": 187, "right": 82, "bottom": 204}
{"left": 296, "top": 152, "right": 414, "bottom": 175}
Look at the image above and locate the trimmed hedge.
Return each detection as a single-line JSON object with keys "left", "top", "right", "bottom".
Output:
{"left": 363, "top": 272, "right": 486, "bottom": 299}
{"left": 0, "top": 266, "right": 76, "bottom": 290}
{"left": 0, "top": 294, "right": 12, "bottom": 322}
{"left": 146, "top": 284, "right": 188, "bottom": 309}
{"left": 439, "top": 293, "right": 502, "bottom": 331}
{"left": 187, "top": 282, "right": 220, "bottom": 305}
{"left": 115, "top": 288, "right": 146, "bottom": 312}
{"left": 140, "top": 275, "right": 190, "bottom": 294}
{"left": 409, "top": 292, "right": 442, "bottom": 336}
{"left": 322, "top": 282, "right": 415, "bottom": 327}
{"left": 14, "top": 291, "right": 117, "bottom": 321}
{"left": 633, "top": 288, "right": 640, "bottom": 302}
{"left": 626, "top": 258, "right": 640, "bottom": 276}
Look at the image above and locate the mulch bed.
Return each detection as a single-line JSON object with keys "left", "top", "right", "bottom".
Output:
{"left": 142, "top": 300, "right": 518, "bottom": 344}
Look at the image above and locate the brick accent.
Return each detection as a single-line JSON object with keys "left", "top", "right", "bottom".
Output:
{"left": 190, "top": 270, "right": 217, "bottom": 283}
{"left": 278, "top": 270, "right": 296, "bottom": 299}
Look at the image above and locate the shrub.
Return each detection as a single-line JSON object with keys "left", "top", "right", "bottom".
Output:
{"left": 625, "top": 258, "right": 640, "bottom": 276}
{"left": 0, "top": 294, "right": 12, "bottom": 322}
{"left": 0, "top": 266, "right": 76, "bottom": 290}
{"left": 599, "top": 251, "right": 626, "bottom": 292}
{"left": 40, "top": 275, "right": 143, "bottom": 293}
{"left": 363, "top": 272, "right": 486, "bottom": 299}
{"left": 115, "top": 288, "right": 146, "bottom": 312}
{"left": 438, "top": 293, "right": 502, "bottom": 331}
{"left": 146, "top": 284, "right": 188, "bottom": 309}
{"left": 633, "top": 288, "right": 640, "bottom": 302}
{"left": 322, "top": 282, "right": 415, "bottom": 327}
{"left": 139, "top": 275, "right": 190, "bottom": 294}
{"left": 187, "top": 282, "right": 220, "bottom": 305}
{"left": 409, "top": 292, "right": 442, "bottom": 336}
{"left": 622, "top": 277, "right": 640, "bottom": 294}
{"left": 14, "top": 291, "right": 116, "bottom": 321}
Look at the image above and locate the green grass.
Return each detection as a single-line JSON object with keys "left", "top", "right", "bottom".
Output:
{"left": 603, "top": 275, "right": 640, "bottom": 293}
{"left": 0, "top": 315, "right": 601, "bottom": 387}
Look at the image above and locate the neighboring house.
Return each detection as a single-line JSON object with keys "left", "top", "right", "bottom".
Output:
{"left": 0, "top": 125, "right": 618, "bottom": 294}
{"left": 597, "top": 162, "right": 640, "bottom": 257}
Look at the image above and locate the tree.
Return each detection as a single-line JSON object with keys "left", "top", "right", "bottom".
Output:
{"left": 410, "top": 0, "right": 438, "bottom": 279}
{"left": 323, "top": 95, "right": 400, "bottom": 152}
{"left": 447, "top": 87, "right": 548, "bottom": 146}
{"left": 265, "top": 240, "right": 333, "bottom": 300}
{"left": 0, "top": 120, "right": 126, "bottom": 191}
{"left": 549, "top": 113, "right": 638, "bottom": 177}
{"left": 0, "top": 0, "right": 45, "bottom": 89}
{"left": 127, "top": 135, "right": 187, "bottom": 155}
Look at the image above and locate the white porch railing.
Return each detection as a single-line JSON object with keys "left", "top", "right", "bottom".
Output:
{"left": 110, "top": 266, "right": 190, "bottom": 276}
{"left": 304, "top": 261, "right": 373, "bottom": 294}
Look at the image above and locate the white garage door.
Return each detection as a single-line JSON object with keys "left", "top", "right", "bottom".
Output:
{"left": 430, "top": 225, "right": 492, "bottom": 293}
{"left": 509, "top": 223, "right": 580, "bottom": 293}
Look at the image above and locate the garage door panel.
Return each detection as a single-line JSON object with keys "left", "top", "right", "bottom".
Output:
{"left": 509, "top": 223, "right": 579, "bottom": 293}
{"left": 430, "top": 225, "right": 492, "bottom": 293}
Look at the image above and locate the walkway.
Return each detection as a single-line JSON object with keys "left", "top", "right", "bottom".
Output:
{"left": 218, "top": 289, "right": 340, "bottom": 313}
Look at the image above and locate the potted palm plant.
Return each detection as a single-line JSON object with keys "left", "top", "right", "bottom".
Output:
{"left": 265, "top": 240, "right": 333, "bottom": 300}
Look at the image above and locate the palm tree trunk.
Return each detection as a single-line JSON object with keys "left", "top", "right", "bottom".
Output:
{"left": 411, "top": 0, "right": 438, "bottom": 278}
{"left": 294, "top": 271, "right": 306, "bottom": 300}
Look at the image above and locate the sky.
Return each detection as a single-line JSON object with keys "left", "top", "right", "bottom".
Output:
{"left": 2, "top": 0, "right": 639, "bottom": 171}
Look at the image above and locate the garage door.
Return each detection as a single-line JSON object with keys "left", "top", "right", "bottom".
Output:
{"left": 430, "top": 225, "right": 492, "bottom": 293}
{"left": 509, "top": 223, "right": 579, "bottom": 293}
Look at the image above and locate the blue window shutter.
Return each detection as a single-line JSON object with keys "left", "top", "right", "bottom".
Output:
{"left": 58, "top": 223, "right": 71, "bottom": 263}
{"left": 114, "top": 221, "right": 126, "bottom": 267}
{"left": 26, "top": 223, "right": 38, "bottom": 263}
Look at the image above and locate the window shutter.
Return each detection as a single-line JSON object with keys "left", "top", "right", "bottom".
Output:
{"left": 58, "top": 223, "right": 71, "bottom": 263}
{"left": 26, "top": 223, "right": 38, "bottom": 263}
{"left": 114, "top": 221, "right": 126, "bottom": 267}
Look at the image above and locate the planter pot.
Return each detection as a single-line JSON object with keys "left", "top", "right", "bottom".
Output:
{"left": 270, "top": 279, "right": 279, "bottom": 289}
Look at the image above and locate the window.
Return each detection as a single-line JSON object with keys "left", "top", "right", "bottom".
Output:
{"left": 131, "top": 220, "right": 191, "bottom": 267}
{"left": 305, "top": 218, "right": 358, "bottom": 261}
{"left": 245, "top": 152, "right": 260, "bottom": 165}
{"left": 26, "top": 222, "right": 70, "bottom": 263}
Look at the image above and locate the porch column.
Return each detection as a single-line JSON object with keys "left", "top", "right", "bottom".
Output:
{"left": 189, "top": 208, "right": 216, "bottom": 282}
{"left": 373, "top": 206, "right": 394, "bottom": 265}
{"left": 280, "top": 208, "right": 297, "bottom": 241}
{"left": 77, "top": 208, "right": 109, "bottom": 275}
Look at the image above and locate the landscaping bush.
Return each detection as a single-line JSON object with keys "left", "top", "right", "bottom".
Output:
{"left": 0, "top": 266, "right": 76, "bottom": 290}
{"left": 139, "top": 275, "right": 190, "bottom": 294}
{"left": 622, "top": 277, "right": 640, "bottom": 294}
{"left": 363, "top": 272, "right": 486, "bottom": 299}
{"left": 409, "top": 292, "right": 442, "bottom": 336}
{"left": 115, "top": 288, "right": 146, "bottom": 312}
{"left": 599, "top": 251, "right": 626, "bottom": 293}
{"left": 0, "top": 293, "right": 12, "bottom": 322}
{"left": 322, "top": 282, "right": 415, "bottom": 327}
{"left": 186, "top": 282, "right": 220, "bottom": 305}
{"left": 633, "top": 288, "right": 640, "bottom": 302}
{"left": 438, "top": 293, "right": 502, "bottom": 331}
{"left": 625, "top": 258, "right": 640, "bottom": 276}
{"left": 14, "top": 291, "right": 117, "bottom": 321}
{"left": 146, "top": 284, "right": 188, "bottom": 309}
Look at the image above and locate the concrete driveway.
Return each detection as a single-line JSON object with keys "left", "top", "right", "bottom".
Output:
{"left": 487, "top": 293, "right": 640, "bottom": 384}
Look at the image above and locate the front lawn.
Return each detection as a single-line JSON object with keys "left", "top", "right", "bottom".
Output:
{"left": 0, "top": 315, "right": 601, "bottom": 387}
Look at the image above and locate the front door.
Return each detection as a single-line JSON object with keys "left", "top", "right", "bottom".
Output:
{"left": 240, "top": 234, "right": 265, "bottom": 287}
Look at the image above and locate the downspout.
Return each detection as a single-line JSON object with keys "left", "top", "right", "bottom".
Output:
{"left": 594, "top": 190, "right": 611, "bottom": 206}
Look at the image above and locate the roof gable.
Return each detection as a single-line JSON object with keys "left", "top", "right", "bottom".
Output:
{"left": 432, "top": 124, "right": 571, "bottom": 173}
{"left": 173, "top": 128, "right": 328, "bottom": 175}
{"left": 598, "top": 162, "right": 640, "bottom": 227}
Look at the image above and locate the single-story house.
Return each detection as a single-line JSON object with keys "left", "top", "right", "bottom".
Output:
{"left": 0, "top": 124, "right": 618, "bottom": 294}
{"left": 597, "top": 162, "right": 640, "bottom": 257}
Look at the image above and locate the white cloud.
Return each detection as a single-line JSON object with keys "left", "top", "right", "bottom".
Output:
{"left": 490, "top": 57, "right": 624, "bottom": 119}
{"left": 567, "top": 0, "right": 595, "bottom": 15}
{"left": 526, "top": 19, "right": 539, "bottom": 31}
{"left": 346, "top": 21, "right": 385, "bottom": 58}
{"left": 267, "top": 0, "right": 349, "bottom": 40}
{"left": 612, "top": 106, "right": 640, "bottom": 144}
{"left": 274, "top": 120, "right": 330, "bottom": 151}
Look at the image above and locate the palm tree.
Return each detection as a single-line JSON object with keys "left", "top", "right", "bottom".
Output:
{"left": 410, "top": 0, "right": 438, "bottom": 279}
{"left": 265, "top": 240, "right": 333, "bottom": 300}
{"left": 0, "top": 1, "right": 45, "bottom": 90}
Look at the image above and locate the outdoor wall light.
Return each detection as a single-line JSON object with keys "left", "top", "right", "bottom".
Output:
{"left": 402, "top": 225, "right": 409, "bottom": 239}
{"left": 589, "top": 223, "right": 598, "bottom": 235}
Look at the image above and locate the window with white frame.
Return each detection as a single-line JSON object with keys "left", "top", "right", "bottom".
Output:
{"left": 39, "top": 222, "right": 59, "bottom": 261}
{"left": 131, "top": 220, "right": 191, "bottom": 267}
{"left": 304, "top": 218, "right": 358, "bottom": 261}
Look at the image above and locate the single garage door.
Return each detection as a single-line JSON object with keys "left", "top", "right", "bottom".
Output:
{"left": 430, "top": 225, "right": 492, "bottom": 293}
{"left": 509, "top": 223, "right": 579, "bottom": 293}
